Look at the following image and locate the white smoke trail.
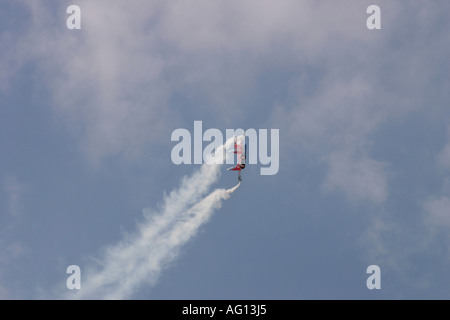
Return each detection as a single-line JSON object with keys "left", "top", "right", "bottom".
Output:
{"left": 67, "top": 138, "right": 238, "bottom": 299}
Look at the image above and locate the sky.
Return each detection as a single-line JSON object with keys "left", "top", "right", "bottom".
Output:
{"left": 0, "top": 0, "right": 449, "bottom": 299}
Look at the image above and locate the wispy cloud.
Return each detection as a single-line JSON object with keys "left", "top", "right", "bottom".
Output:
{"left": 2, "top": 175, "right": 28, "bottom": 216}
{"left": 4, "top": 1, "right": 396, "bottom": 164}
{"left": 272, "top": 73, "right": 389, "bottom": 204}
{"left": 323, "top": 152, "right": 387, "bottom": 204}
{"left": 424, "top": 196, "right": 450, "bottom": 228}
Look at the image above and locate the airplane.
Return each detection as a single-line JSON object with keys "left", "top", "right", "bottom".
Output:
{"left": 227, "top": 135, "right": 246, "bottom": 182}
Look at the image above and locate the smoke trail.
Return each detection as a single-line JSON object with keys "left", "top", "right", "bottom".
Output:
{"left": 67, "top": 138, "right": 238, "bottom": 299}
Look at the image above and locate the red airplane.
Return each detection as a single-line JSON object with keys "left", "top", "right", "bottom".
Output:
{"left": 227, "top": 135, "right": 246, "bottom": 182}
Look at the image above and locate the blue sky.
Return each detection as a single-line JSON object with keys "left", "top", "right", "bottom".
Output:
{"left": 1, "top": 0, "right": 449, "bottom": 299}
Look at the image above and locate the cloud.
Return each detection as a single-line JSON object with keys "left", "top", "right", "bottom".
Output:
{"left": 3, "top": 1, "right": 171, "bottom": 164}
{"left": 3, "top": 1, "right": 448, "bottom": 166}
{"left": 424, "top": 196, "right": 450, "bottom": 228}
{"left": 0, "top": 175, "right": 28, "bottom": 298}
{"left": 2, "top": 175, "right": 28, "bottom": 216}
{"left": 271, "top": 72, "right": 389, "bottom": 204}
{"left": 323, "top": 152, "right": 387, "bottom": 204}
{"left": 267, "top": 1, "right": 450, "bottom": 205}
{"left": 2, "top": 1, "right": 397, "bottom": 164}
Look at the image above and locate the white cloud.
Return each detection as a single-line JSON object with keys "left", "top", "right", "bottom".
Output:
{"left": 2, "top": 175, "right": 28, "bottom": 216}
{"left": 323, "top": 152, "right": 387, "bottom": 204}
{"left": 271, "top": 72, "right": 389, "bottom": 204}
{"left": 266, "top": 1, "right": 450, "bottom": 205}
{"left": 6, "top": 2, "right": 172, "bottom": 164}
{"left": 358, "top": 215, "right": 399, "bottom": 270}
{"left": 2, "top": 1, "right": 446, "bottom": 169}
{"left": 424, "top": 196, "right": 450, "bottom": 228}
{"left": 4, "top": 1, "right": 398, "bottom": 164}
